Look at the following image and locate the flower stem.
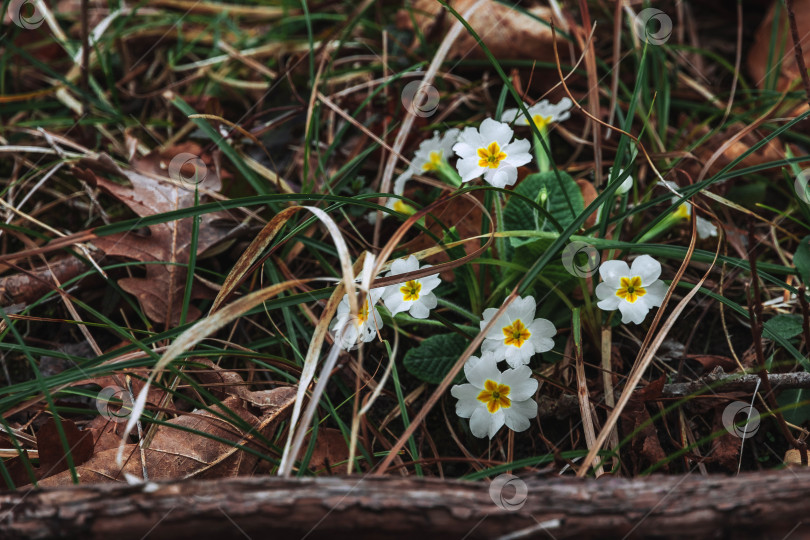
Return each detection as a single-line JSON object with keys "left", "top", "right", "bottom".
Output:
{"left": 533, "top": 129, "right": 551, "bottom": 172}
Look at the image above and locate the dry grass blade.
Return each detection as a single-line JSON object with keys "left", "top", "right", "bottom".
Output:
{"left": 211, "top": 206, "right": 357, "bottom": 315}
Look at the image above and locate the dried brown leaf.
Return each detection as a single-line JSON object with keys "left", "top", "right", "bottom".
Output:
{"left": 3, "top": 419, "right": 94, "bottom": 489}
{"left": 75, "top": 151, "right": 235, "bottom": 324}
{"left": 36, "top": 388, "right": 296, "bottom": 486}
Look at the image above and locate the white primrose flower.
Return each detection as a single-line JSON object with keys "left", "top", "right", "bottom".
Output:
{"left": 331, "top": 288, "right": 385, "bottom": 349}
{"left": 662, "top": 181, "right": 717, "bottom": 239}
{"left": 452, "top": 118, "right": 532, "bottom": 188}
{"left": 451, "top": 352, "right": 538, "bottom": 439}
{"left": 381, "top": 255, "right": 442, "bottom": 319}
{"left": 501, "top": 98, "right": 573, "bottom": 131}
{"left": 387, "top": 129, "right": 460, "bottom": 214}
{"left": 480, "top": 295, "right": 557, "bottom": 368}
{"left": 595, "top": 255, "right": 667, "bottom": 325}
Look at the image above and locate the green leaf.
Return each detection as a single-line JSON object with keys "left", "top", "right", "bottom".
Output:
{"left": 763, "top": 314, "right": 804, "bottom": 340}
{"left": 795, "top": 235, "right": 810, "bottom": 286}
{"left": 403, "top": 333, "right": 470, "bottom": 384}
{"left": 503, "top": 171, "right": 584, "bottom": 247}
{"left": 778, "top": 389, "right": 810, "bottom": 426}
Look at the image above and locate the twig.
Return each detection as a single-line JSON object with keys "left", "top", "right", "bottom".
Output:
{"left": 747, "top": 223, "right": 807, "bottom": 464}
{"left": 786, "top": 0, "right": 810, "bottom": 109}
{"left": 799, "top": 285, "right": 810, "bottom": 356}
{"left": 537, "top": 370, "right": 810, "bottom": 420}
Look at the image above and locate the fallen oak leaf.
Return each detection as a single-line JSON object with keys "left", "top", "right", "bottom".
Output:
{"left": 74, "top": 152, "right": 236, "bottom": 325}
{"left": 36, "top": 388, "right": 296, "bottom": 486}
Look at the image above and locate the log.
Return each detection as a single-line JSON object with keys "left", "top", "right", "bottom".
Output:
{"left": 2, "top": 470, "right": 810, "bottom": 539}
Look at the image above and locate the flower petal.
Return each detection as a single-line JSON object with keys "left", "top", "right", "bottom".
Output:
{"left": 456, "top": 157, "right": 483, "bottom": 183}
{"left": 502, "top": 344, "right": 532, "bottom": 368}
{"left": 598, "top": 260, "right": 631, "bottom": 287}
{"left": 618, "top": 300, "right": 648, "bottom": 325}
{"left": 597, "top": 295, "right": 621, "bottom": 311}
{"left": 466, "top": 353, "right": 501, "bottom": 388}
{"left": 528, "top": 317, "right": 556, "bottom": 340}
{"left": 419, "top": 274, "right": 442, "bottom": 293}
{"left": 532, "top": 336, "right": 554, "bottom": 355}
{"left": 501, "top": 367, "right": 538, "bottom": 401}
{"left": 381, "top": 288, "right": 408, "bottom": 315}
{"left": 503, "top": 138, "right": 531, "bottom": 162}
{"left": 451, "top": 384, "right": 480, "bottom": 418}
{"left": 469, "top": 406, "right": 493, "bottom": 438}
{"left": 595, "top": 281, "right": 618, "bottom": 303}
{"left": 631, "top": 255, "right": 662, "bottom": 285}
{"left": 389, "top": 255, "right": 418, "bottom": 276}
{"left": 452, "top": 141, "right": 478, "bottom": 160}
{"left": 503, "top": 399, "right": 537, "bottom": 432}
{"left": 487, "top": 409, "right": 506, "bottom": 439}
{"left": 484, "top": 166, "right": 516, "bottom": 188}
{"left": 409, "top": 300, "right": 430, "bottom": 319}
{"left": 501, "top": 107, "right": 521, "bottom": 123}
{"left": 479, "top": 118, "right": 514, "bottom": 147}
{"left": 481, "top": 307, "right": 506, "bottom": 340}
{"left": 643, "top": 280, "right": 667, "bottom": 307}
{"left": 509, "top": 296, "right": 537, "bottom": 322}
{"left": 696, "top": 216, "right": 717, "bottom": 239}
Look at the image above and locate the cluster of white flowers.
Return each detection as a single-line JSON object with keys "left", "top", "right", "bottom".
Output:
{"left": 331, "top": 255, "right": 441, "bottom": 349}
{"left": 451, "top": 295, "right": 556, "bottom": 439}
{"left": 386, "top": 99, "right": 575, "bottom": 215}
{"left": 449, "top": 254, "right": 670, "bottom": 440}
{"left": 359, "top": 105, "right": 684, "bottom": 442}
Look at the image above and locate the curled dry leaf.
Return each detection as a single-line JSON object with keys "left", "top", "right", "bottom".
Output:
{"left": 36, "top": 388, "right": 297, "bottom": 487}
{"left": 74, "top": 148, "right": 237, "bottom": 325}
{"left": 0, "top": 254, "right": 100, "bottom": 307}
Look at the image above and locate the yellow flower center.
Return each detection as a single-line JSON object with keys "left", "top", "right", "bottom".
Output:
{"left": 477, "top": 141, "right": 507, "bottom": 169}
{"left": 477, "top": 379, "right": 512, "bottom": 413}
{"left": 531, "top": 114, "right": 553, "bottom": 130}
{"left": 356, "top": 299, "right": 370, "bottom": 325}
{"left": 675, "top": 202, "right": 691, "bottom": 220}
{"left": 400, "top": 280, "right": 422, "bottom": 302}
{"left": 616, "top": 276, "right": 646, "bottom": 304}
{"left": 422, "top": 151, "right": 443, "bottom": 171}
{"left": 502, "top": 319, "right": 531, "bottom": 348}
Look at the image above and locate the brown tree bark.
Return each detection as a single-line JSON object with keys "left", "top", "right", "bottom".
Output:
{"left": 2, "top": 471, "right": 810, "bottom": 539}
